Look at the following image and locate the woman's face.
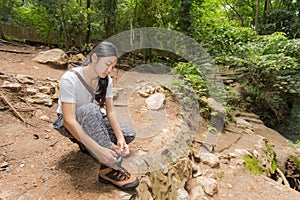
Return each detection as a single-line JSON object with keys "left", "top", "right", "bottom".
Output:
{"left": 92, "top": 54, "right": 118, "bottom": 78}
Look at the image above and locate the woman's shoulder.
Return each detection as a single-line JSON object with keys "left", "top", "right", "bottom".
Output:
{"left": 61, "top": 67, "right": 82, "bottom": 80}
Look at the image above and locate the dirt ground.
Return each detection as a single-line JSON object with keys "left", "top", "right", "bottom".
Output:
{"left": 0, "top": 41, "right": 182, "bottom": 199}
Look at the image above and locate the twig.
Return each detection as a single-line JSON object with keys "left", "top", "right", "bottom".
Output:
{"left": 276, "top": 168, "right": 290, "bottom": 187}
{"left": 0, "top": 142, "right": 14, "bottom": 147}
{"left": 18, "top": 96, "right": 34, "bottom": 108}
{"left": 0, "top": 48, "right": 33, "bottom": 54}
{"left": 0, "top": 90, "right": 36, "bottom": 127}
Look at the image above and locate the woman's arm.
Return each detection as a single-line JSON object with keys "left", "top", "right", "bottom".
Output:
{"left": 105, "top": 98, "right": 129, "bottom": 155}
{"left": 62, "top": 102, "right": 117, "bottom": 165}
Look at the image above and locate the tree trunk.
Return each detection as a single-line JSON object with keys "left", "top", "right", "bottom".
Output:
{"left": 0, "top": 22, "right": 4, "bottom": 39}
{"left": 178, "top": 0, "right": 193, "bottom": 34}
{"left": 60, "top": 2, "right": 69, "bottom": 48}
{"left": 85, "top": 0, "right": 91, "bottom": 43}
{"left": 297, "top": 0, "right": 300, "bottom": 19}
{"left": 255, "top": 0, "right": 261, "bottom": 31}
{"left": 262, "top": 0, "right": 268, "bottom": 24}
{"left": 105, "top": 0, "right": 117, "bottom": 38}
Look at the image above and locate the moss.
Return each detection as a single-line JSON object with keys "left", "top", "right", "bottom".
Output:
{"left": 244, "top": 143, "right": 278, "bottom": 176}
{"left": 289, "top": 154, "right": 300, "bottom": 167}
{"left": 243, "top": 155, "right": 264, "bottom": 175}
{"left": 266, "top": 143, "right": 277, "bottom": 174}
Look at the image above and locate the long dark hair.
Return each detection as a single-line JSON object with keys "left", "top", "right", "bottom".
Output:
{"left": 82, "top": 41, "right": 119, "bottom": 107}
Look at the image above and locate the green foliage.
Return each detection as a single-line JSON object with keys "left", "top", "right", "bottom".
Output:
{"left": 244, "top": 143, "right": 277, "bottom": 177}
{"left": 292, "top": 140, "right": 300, "bottom": 148}
{"left": 244, "top": 155, "right": 264, "bottom": 175}
{"left": 173, "top": 62, "right": 208, "bottom": 97}
{"left": 192, "top": 0, "right": 256, "bottom": 56}
{"left": 216, "top": 32, "right": 300, "bottom": 126}
{"left": 289, "top": 154, "right": 300, "bottom": 167}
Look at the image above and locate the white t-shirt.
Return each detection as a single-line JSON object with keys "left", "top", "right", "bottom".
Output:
{"left": 56, "top": 66, "right": 113, "bottom": 114}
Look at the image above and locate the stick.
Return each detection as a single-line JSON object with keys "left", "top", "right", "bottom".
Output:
{"left": 276, "top": 168, "right": 290, "bottom": 187}
{"left": 0, "top": 90, "right": 36, "bottom": 127}
{"left": 0, "top": 142, "right": 14, "bottom": 147}
{"left": 0, "top": 48, "right": 33, "bottom": 54}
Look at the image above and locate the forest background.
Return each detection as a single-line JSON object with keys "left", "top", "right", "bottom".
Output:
{"left": 0, "top": 0, "right": 299, "bottom": 144}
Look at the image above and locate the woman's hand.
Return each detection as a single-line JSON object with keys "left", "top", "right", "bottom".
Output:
{"left": 117, "top": 139, "right": 130, "bottom": 157}
{"left": 94, "top": 146, "right": 117, "bottom": 165}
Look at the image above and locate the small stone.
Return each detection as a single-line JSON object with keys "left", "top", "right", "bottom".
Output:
{"left": 0, "top": 161, "right": 9, "bottom": 168}
{"left": 196, "top": 177, "right": 218, "bottom": 196}
{"left": 1, "top": 81, "right": 22, "bottom": 89}
{"left": 176, "top": 188, "right": 189, "bottom": 200}
{"left": 40, "top": 115, "right": 50, "bottom": 121}
{"left": 16, "top": 74, "right": 34, "bottom": 84}
{"left": 192, "top": 163, "right": 203, "bottom": 178}
{"left": 39, "top": 86, "right": 51, "bottom": 94}
{"left": 33, "top": 134, "right": 39, "bottom": 139}
{"left": 199, "top": 152, "right": 220, "bottom": 168}
{"left": 189, "top": 186, "right": 206, "bottom": 200}
{"left": 146, "top": 93, "right": 165, "bottom": 110}
{"left": 26, "top": 87, "right": 38, "bottom": 94}
{"left": 234, "top": 149, "right": 252, "bottom": 157}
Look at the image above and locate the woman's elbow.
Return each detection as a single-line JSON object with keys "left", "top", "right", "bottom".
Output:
{"left": 63, "top": 118, "right": 76, "bottom": 129}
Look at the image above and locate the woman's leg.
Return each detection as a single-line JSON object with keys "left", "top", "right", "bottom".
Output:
{"left": 76, "top": 103, "right": 113, "bottom": 148}
{"left": 102, "top": 116, "right": 136, "bottom": 145}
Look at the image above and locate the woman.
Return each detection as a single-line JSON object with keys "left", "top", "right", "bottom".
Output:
{"left": 53, "top": 41, "right": 139, "bottom": 191}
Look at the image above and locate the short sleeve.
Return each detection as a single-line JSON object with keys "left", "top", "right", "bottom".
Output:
{"left": 59, "top": 76, "right": 77, "bottom": 103}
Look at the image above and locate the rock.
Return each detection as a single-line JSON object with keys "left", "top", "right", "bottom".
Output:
{"left": 33, "top": 49, "right": 68, "bottom": 66}
{"left": 236, "top": 117, "right": 253, "bottom": 129}
{"left": 137, "top": 181, "right": 153, "bottom": 200}
{"left": 295, "top": 148, "right": 300, "bottom": 156}
{"left": 243, "top": 117, "right": 264, "bottom": 124}
{"left": 138, "top": 85, "right": 156, "bottom": 97}
{"left": 39, "top": 115, "right": 50, "bottom": 122}
{"left": 26, "top": 86, "right": 38, "bottom": 95}
{"left": 196, "top": 177, "right": 218, "bottom": 196}
{"left": 201, "top": 97, "right": 226, "bottom": 118}
{"left": 236, "top": 112, "right": 260, "bottom": 119}
{"left": 16, "top": 74, "right": 34, "bottom": 84}
{"left": 198, "top": 152, "right": 220, "bottom": 168}
{"left": 38, "top": 86, "right": 52, "bottom": 94}
{"left": 233, "top": 149, "right": 252, "bottom": 158}
{"left": 192, "top": 163, "right": 203, "bottom": 178}
{"left": 176, "top": 188, "right": 189, "bottom": 200}
{"left": 68, "top": 53, "right": 85, "bottom": 63}
{"left": 0, "top": 161, "right": 9, "bottom": 169}
{"left": 25, "top": 92, "right": 53, "bottom": 106}
{"left": 146, "top": 93, "right": 165, "bottom": 110}
{"left": 189, "top": 186, "right": 206, "bottom": 200}
{"left": 1, "top": 81, "right": 22, "bottom": 90}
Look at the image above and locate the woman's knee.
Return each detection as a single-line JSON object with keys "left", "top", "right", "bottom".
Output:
{"left": 77, "top": 103, "right": 100, "bottom": 116}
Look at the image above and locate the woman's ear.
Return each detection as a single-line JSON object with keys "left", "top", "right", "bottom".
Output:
{"left": 91, "top": 53, "right": 98, "bottom": 63}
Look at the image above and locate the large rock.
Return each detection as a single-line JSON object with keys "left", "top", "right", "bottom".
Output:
{"left": 33, "top": 49, "right": 68, "bottom": 66}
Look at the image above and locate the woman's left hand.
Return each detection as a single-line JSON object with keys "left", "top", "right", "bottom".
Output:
{"left": 117, "top": 139, "right": 130, "bottom": 157}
